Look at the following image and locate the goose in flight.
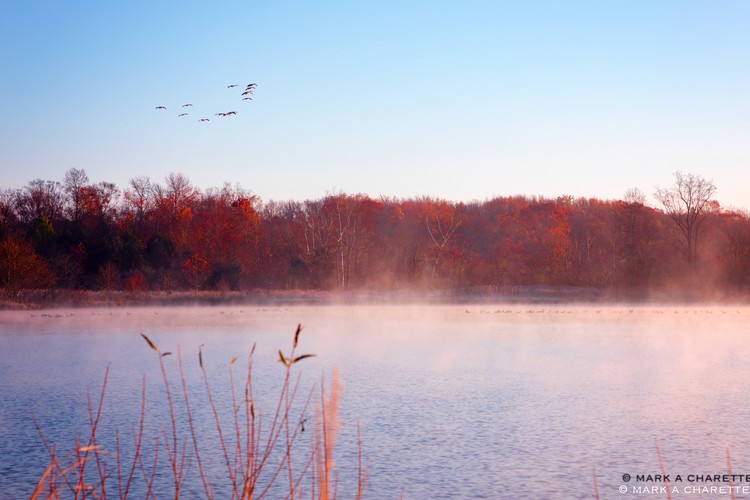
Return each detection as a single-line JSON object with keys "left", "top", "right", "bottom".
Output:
{"left": 242, "top": 97, "right": 253, "bottom": 101}
{"left": 199, "top": 118, "right": 210, "bottom": 122}
{"left": 178, "top": 113, "right": 188, "bottom": 117}
{"left": 226, "top": 111, "right": 237, "bottom": 115}
{"left": 155, "top": 106, "right": 167, "bottom": 110}
{"left": 242, "top": 90, "right": 254, "bottom": 96}
{"left": 182, "top": 103, "right": 193, "bottom": 107}
{"left": 215, "top": 112, "right": 226, "bottom": 116}
{"left": 227, "top": 84, "right": 238, "bottom": 88}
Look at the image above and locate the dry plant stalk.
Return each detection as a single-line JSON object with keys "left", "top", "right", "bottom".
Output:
{"left": 655, "top": 440, "right": 672, "bottom": 500}
{"left": 31, "top": 325, "right": 365, "bottom": 500}
{"left": 316, "top": 368, "right": 343, "bottom": 500}
{"left": 727, "top": 448, "right": 737, "bottom": 500}
{"left": 31, "top": 449, "right": 106, "bottom": 500}
{"left": 592, "top": 466, "right": 599, "bottom": 500}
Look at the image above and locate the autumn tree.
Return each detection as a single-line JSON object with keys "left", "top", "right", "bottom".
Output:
{"left": 182, "top": 252, "right": 211, "bottom": 291}
{"left": 373, "top": 198, "right": 429, "bottom": 285}
{"left": 719, "top": 210, "right": 750, "bottom": 286}
{"left": 424, "top": 199, "right": 464, "bottom": 283}
{"left": 458, "top": 197, "right": 523, "bottom": 286}
{"left": 153, "top": 173, "right": 200, "bottom": 258}
{"left": 97, "top": 262, "right": 120, "bottom": 291}
{"left": 63, "top": 168, "right": 89, "bottom": 223}
{"left": 13, "top": 179, "right": 65, "bottom": 226}
{"left": 565, "top": 197, "right": 616, "bottom": 286}
{"left": 10, "top": 180, "right": 65, "bottom": 264}
{"left": 123, "top": 176, "right": 155, "bottom": 231}
{"left": 254, "top": 201, "right": 307, "bottom": 288}
{"left": 158, "top": 172, "right": 200, "bottom": 221}
{"left": 612, "top": 188, "right": 659, "bottom": 285}
{"left": 79, "top": 182, "right": 119, "bottom": 223}
{"left": 299, "top": 199, "right": 337, "bottom": 286}
{"left": 0, "top": 189, "right": 19, "bottom": 238}
{"left": 654, "top": 171, "right": 717, "bottom": 266}
{"left": 191, "top": 184, "right": 260, "bottom": 289}
{"left": 518, "top": 200, "right": 571, "bottom": 283}
{"left": 0, "top": 237, "right": 55, "bottom": 293}
{"left": 319, "top": 193, "right": 382, "bottom": 288}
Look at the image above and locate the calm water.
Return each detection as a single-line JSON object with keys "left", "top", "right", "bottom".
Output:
{"left": 2, "top": 304, "right": 750, "bottom": 499}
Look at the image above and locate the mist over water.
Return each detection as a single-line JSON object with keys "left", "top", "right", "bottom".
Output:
{"left": 2, "top": 304, "right": 750, "bottom": 498}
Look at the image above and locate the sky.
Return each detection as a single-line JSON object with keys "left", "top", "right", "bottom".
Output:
{"left": 1, "top": 1, "right": 749, "bottom": 209}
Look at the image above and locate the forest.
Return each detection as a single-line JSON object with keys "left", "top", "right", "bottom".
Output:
{"left": 1, "top": 169, "right": 749, "bottom": 296}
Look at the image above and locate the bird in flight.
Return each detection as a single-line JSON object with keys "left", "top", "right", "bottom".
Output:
{"left": 155, "top": 81, "right": 257, "bottom": 122}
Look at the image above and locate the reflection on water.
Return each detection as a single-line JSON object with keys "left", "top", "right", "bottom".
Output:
{"left": 1, "top": 305, "right": 750, "bottom": 498}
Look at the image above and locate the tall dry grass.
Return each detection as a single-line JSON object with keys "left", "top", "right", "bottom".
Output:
{"left": 32, "top": 324, "right": 366, "bottom": 499}
{"left": 316, "top": 369, "right": 342, "bottom": 500}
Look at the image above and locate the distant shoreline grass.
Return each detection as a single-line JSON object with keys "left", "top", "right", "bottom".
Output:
{"left": 3, "top": 285, "right": 750, "bottom": 310}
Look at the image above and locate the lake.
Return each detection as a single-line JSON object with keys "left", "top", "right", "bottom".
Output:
{"left": 2, "top": 304, "right": 750, "bottom": 499}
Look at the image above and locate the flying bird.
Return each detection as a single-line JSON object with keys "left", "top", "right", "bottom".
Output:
{"left": 178, "top": 113, "right": 188, "bottom": 117}
{"left": 215, "top": 113, "right": 226, "bottom": 116}
{"left": 199, "top": 118, "right": 210, "bottom": 122}
{"left": 182, "top": 103, "right": 193, "bottom": 107}
{"left": 227, "top": 84, "right": 238, "bottom": 88}
{"left": 242, "top": 97, "right": 253, "bottom": 101}
{"left": 226, "top": 111, "right": 237, "bottom": 115}
{"left": 155, "top": 106, "right": 167, "bottom": 110}
{"left": 242, "top": 90, "right": 253, "bottom": 96}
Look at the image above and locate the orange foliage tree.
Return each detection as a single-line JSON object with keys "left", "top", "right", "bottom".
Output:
{"left": 0, "top": 237, "right": 55, "bottom": 293}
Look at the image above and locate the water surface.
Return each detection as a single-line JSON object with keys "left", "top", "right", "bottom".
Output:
{"left": 1, "top": 304, "right": 749, "bottom": 499}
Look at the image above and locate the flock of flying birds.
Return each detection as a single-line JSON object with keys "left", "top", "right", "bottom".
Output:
{"left": 154, "top": 83, "right": 257, "bottom": 122}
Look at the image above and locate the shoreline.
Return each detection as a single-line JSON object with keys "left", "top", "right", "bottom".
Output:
{"left": 2, "top": 285, "right": 749, "bottom": 310}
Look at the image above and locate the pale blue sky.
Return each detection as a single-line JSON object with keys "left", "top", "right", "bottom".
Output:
{"left": 1, "top": 1, "right": 749, "bottom": 208}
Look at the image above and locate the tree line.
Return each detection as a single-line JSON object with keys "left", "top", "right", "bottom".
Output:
{"left": 1, "top": 169, "right": 748, "bottom": 295}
